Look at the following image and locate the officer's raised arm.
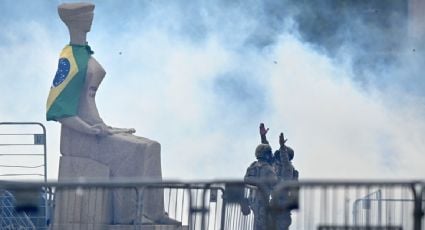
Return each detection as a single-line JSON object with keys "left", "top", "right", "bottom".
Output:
{"left": 279, "top": 133, "right": 289, "bottom": 162}
{"left": 278, "top": 132, "right": 294, "bottom": 180}
{"left": 259, "top": 123, "right": 269, "bottom": 144}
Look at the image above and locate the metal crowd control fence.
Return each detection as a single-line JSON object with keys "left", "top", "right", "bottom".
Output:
{"left": 0, "top": 180, "right": 423, "bottom": 230}
{"left": 0, "top": 122, "right": 47, "bottom": 181}
{"left": 272, "top": 181, "right": 425, "bottom": 230}
{"left": 0, "top": 180, "right": 229, "bottom": 230}
{"left": 0, "top": 122, "right": 49, "bottom": 229}
{"left": 0, "top": 189, "right": 36, "bottom": 229}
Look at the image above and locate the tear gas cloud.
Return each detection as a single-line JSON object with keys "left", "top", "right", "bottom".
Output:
{"left": 0, "top": 0, "right": 423, "bottom": 180}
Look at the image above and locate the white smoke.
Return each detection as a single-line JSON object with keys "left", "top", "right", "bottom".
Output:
{"left": 0, "top": 1, "right": 423, "bottom": 180}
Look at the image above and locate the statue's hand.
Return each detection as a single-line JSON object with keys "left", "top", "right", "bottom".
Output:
{"left": 89, "top": 125, "right": 101, "bottom": 135}
{"left": 92, "top": 123, "right": 113, "bottom": 137}
{"left": 109, "top": 127, "right": 136, "bottom": 134}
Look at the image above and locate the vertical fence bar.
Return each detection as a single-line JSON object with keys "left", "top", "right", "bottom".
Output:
{"left": 376, "top": 188, "right": 382, "bottom": 226}
{"left": 413, "top": 183, "right": 423, "bottom": 230}
{"left": 200, "top": 184, "right": 209, "bottom": 230}
{"left": 423, "top": 183, "right": 425, "bottom": 230}
{"left": 220, "top": 197, "right": 226, "bottom": 230}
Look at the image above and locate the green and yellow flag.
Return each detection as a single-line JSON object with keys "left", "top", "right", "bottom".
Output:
{"left": 46, "top": 44, "right": 92, "bottom": 121}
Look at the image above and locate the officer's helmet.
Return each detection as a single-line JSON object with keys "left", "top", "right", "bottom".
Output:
{"left": 255, "top": 144, "right": 272, "bottom": 160}
{"left": 288, "top": 147, "right": 294, "bottom": 160}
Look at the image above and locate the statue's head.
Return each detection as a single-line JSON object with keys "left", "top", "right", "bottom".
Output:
{"left": 58, "top": 2, "right": 95, "bottom": 33}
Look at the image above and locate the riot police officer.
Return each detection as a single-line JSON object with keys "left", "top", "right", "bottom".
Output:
{"left": 273, "top": 133, "right": 297, "bottom": 230}
{"left": 244, "top": 143, "right": 277, "bottom": 230}
{"left": 260, "top": 123, "right": 298, "bottom": 230}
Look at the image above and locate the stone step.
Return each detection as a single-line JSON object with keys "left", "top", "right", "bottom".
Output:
{"left": 108, "top": 225, "right": 188, "bottom": 230}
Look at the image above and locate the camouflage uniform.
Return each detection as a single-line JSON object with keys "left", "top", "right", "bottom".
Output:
{"left": 274, "top": 145, "right": 295, "bottom": 181}
{"left": 244, "top": 146, "right": 277, "bottom": 230}
{"left": 273, "top": 145, "right": 298, "bottom": 230}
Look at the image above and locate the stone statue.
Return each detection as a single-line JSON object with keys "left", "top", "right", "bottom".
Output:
{"left": 47, "top": 2, "right": 179, "bottom": 225}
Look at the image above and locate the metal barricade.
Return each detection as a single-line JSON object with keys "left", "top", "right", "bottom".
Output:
{"left": 220, "top": 183, "right": 257, "bottom": 230}
{"left": 0, "top": 181, "right": 228, "bottom": 230}
{"left": 0, "top": 122, "right": 47, "bottom": 181}
{"left": 0, "top": 189, "right": 36, "bottom": 230}
{"left": 0, "top": 180, "right": 423, "bottom": 230}
{"left": 272, "top": 181, "right": 425, "bottom": 230}
{"left": 0, "top": 122, "right": 49, "bottom": 229}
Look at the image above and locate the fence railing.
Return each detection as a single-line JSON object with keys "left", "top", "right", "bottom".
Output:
{"left": 0, "top": 122, "right": 49, "bottom": 229}
{"left": 0, "top": 180, "right": 423, "bottom": 230}
{"left": 0, "top": 122, "right": 47, "bottom": 181}
{"left": 272, "top": 180, "right": 425, "bottom": 230}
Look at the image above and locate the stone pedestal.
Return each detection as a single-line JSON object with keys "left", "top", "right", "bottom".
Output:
{"left": 52, "top": 156, "right": 111, "bottom": 230}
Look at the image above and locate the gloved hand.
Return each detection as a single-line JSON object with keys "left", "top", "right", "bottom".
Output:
{"left": 240, "top": 198, "right": 251, "bottom": 216}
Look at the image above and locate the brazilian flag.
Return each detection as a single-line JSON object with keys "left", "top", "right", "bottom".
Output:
{"left": 46, "top": 44, "right": 93, "bottom": 121}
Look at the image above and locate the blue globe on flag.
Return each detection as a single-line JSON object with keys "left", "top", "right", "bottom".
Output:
{"left": 52, "top": 58, "right": 70, "bottom": 87}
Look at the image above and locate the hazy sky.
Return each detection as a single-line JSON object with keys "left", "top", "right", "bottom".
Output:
{"left": 0, "top": 0, "right": 424, "bottom": 180}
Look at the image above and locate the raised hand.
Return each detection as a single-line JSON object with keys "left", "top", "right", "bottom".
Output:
{"left": 259, "top": 123, "right": 270, "bottom": 144}
{"left": 259, "top": 123, "right": 269, "bottom": 136}
{"left": 279, "top": 132, "right": 287, "bottom": 147}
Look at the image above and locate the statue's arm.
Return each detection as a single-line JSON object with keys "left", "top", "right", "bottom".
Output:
{"left": 100, "top": 120, "right": 135, "bottom": 134}
{"left": 97, "top": 116, "right": 135, "bottom": 134}
{"left": 59, "top": 116, "right": 111, "bottom": 136}
{"left": 107, "top": 126, "right": 136, "bottom": 134}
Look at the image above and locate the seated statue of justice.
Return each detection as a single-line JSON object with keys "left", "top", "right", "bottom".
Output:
{"left": 46, "top": 3, "right": 179, "bottom": 225}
